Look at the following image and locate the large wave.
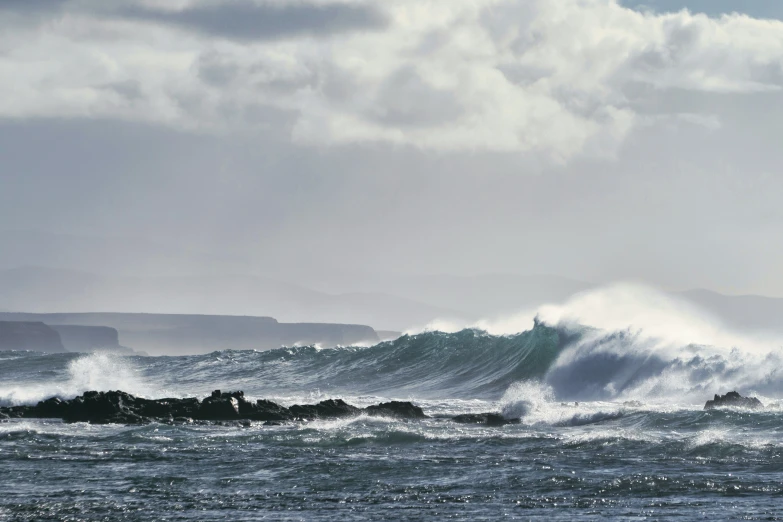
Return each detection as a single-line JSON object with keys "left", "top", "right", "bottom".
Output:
{"left": 2, "top": 285, "right": 783, "bottom": 406}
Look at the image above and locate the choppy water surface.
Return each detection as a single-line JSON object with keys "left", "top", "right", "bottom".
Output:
{"left": 3, "top": 321, "right": 783, "bottom": 520}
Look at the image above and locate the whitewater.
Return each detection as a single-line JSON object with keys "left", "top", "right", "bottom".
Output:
{"left": 3, "top": 285, "right": 783, "bottom": 520}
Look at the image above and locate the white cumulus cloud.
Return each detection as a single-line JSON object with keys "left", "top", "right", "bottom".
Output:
{"left": 1, "top": 0, "right": 782, "bottom": 162}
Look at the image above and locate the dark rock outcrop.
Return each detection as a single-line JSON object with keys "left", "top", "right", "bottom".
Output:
{"left": 0, "top": 321, "right": 66, "bottom": 353}
{"left": 254, "top": 399, "right": 293, "bottom": 422}
{"left": 452, "top": 413, "right": 521, "bottom": 426}
{"left": 289, "top": 399, "right": 361, "bottom": 421}
{"left": 704, "top": 391, "right": 763, "bottom": 410}
{"left": 365, "top": 401, "right": 428, "bottom": 419}
{"left": 198, "top": 390, "right": 243, "bottom": 420}
{"left": 0, "top": 390, "right": 428, "bottom": 425}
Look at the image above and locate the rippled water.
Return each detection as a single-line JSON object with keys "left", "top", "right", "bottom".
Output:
{"left": 4, "top": 408, "right": 783, "bottom": 520}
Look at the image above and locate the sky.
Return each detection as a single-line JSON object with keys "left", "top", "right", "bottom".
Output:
{"left": 1, "top": 0, "right": 783, "bottom": 296}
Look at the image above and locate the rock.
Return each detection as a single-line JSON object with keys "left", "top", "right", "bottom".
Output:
{"left": 34, "top": 397, "right": 68, "bottom": 418}
{"left": 452, "top": 413, "right": 520, "bottom": 426}
{"left": 252, "top": 399, "right": 292, "bottom": 422}
{"left": 2, "top": 406, "right": 31, "bottom": 419}
{"left": 198, "top": 392, "right": 241, "bottom": 421}
{"left": 289, "top": 399, "right": 360, "bottom": 420}
{"left": 61, "top": 390, "right": 147, "bottom": 424}
{"left": 0, "top": 390, "right": 434, "bottom": 425}
{"left": 704, "top": 391, "right": 763, "bottom": 410}
{"left": 138, "top": 397, "right": 200, "bottom": 419}
{"left": 364, "top": 401, "right": 428, "bottom": 419}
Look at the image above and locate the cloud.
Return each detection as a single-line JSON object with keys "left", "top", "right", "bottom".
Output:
{"left": 121, "top": 1, "right": 387, "bottom": 41}
{"left": 0, "top": 0, "right": 782, "bottom": 162}
{"left": 0, "top": 0, "right": 70, "bottom": 13}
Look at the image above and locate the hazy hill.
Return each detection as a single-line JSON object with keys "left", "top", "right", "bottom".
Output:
{"left": 0, "top": 312, "right": 379, "bottom": 356}
{"left": 50, "top": 325, "right": 126, "bottom": 353}
{"left": 0, "top": 321, "right": 66, "bottom": 353}
{"left": 0, "top": 230, "right": 245, "bottom": 277}
{"left": 357, "top": 273, "right": 593, "bottom": 318}
{"left": 299, "top": 272, "right": 594, "bottom": 320}
{"left": 678, "top": 289, "right": 783, "bottom": 334}
{"left": 5, "top": 262, "right": 783, "bottom": 339}
{"left": 0, "top": 267, "right": 465, "bottom": 331}
{"left": 0, "top": 231, "right": 590, "bottom": 329}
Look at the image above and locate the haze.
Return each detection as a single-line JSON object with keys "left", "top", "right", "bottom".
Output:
{"left": 2, "top": 0, "right": 783, "bottom": 346}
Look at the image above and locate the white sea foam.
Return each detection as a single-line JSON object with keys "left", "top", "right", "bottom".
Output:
{"left": 0, "top": 353, "right": 156, "bottom": 406}
{"left": 416, "top": 282, "right": 780, "bottom": 349}
{"left": 414, "top": 284, "right": 783, "bottom": 403}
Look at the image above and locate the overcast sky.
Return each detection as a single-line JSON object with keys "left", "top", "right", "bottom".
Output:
{"left": 1, "top": 0, "right": 783, "bottom": 295}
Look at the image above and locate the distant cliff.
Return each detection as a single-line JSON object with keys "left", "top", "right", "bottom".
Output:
{"left": 50, "top": 325, "right": 121, "bottom": 352}
{"left": 0, "top": 321, "right": 66, "bottom": 353}
{"left": 0, "top": 313, "right": 380, "bottom": 356}
{"left": 275, "top": 323, "right": 379, "bottom": 347}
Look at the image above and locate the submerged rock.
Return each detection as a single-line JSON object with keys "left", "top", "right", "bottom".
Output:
{"left": 0, "top": 390, "right": 428, "bottom": 425}
{"left": 704, "top": 391, "right": 763, "bottom": 410}
{"left": 452, "top": 413, "right": 520, "bottom": 426}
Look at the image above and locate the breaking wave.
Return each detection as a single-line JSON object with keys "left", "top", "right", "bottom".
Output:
{"left": 2, "top": 285, "right": 783, "bottom": 410}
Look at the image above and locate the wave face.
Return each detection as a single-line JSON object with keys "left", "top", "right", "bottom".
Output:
{"left": 3, "top": 317, "right": 783, "bottom": 406}
{"left": 0, "top": 324, "right": 565, "bottom": 404}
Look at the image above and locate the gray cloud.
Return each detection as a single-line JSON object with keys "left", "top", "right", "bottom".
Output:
{"left": 122, "top": 1, "right": 387, "bottom": 41}
{"left": 196, "top": 53, "right": 241, "bottom": 87}
{"left": 0, "top": 0, "right": 70, "bottom": 13}
{"left": 369, "top": 66, "right": 464, "bottom": 127}
{"left": 101, "top": 79, "right": 144, "bottom": 101}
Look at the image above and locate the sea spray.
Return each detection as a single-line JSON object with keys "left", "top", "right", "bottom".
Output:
{"left": 498, "top": 381, "right": 554, "bottom": 420}
{"left": 0, "top": 352, "right": 155, "bottom": 406}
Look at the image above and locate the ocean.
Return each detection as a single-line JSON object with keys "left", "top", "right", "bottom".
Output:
{"left": 2, "top": 321, "right": 783, "bottom": 520}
